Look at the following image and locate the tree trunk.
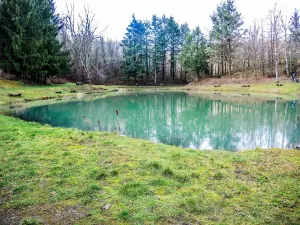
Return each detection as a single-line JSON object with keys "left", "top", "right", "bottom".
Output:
{"left": 284, "top": 31, "right": 289, "bottom": 76}
{"left": 275, "top": 51, "right": 279, "bottom": 82}
{"left": 145, "top": 44, "right": 149, "bottom": 79}
{"left": 274, "top": 14, "right": 279, "bottom": 82}
{"left": 221, "top": 54, "right": 224, "bottom": 75}
{"left": 197, "top": 69, "right": 200, "bottom": 81}
{"left": 228, "top": 39, "right": 232, "bottom": 76}
{"left": 162, "top": 55, "right": 165, "bottom": 81}
{"left": 261, "top": 20, "right": 265, "bottom": 76}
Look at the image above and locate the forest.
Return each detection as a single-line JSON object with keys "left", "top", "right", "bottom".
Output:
{"left": 0, "top": 0, "right": 299, "bottom": 84}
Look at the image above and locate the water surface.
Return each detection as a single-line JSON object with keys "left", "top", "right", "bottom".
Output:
{"left": 12, "top": 92, "right": 300, "bottom": 151}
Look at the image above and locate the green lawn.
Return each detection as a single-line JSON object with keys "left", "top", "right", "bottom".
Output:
{"left": 187, "top": 83, "right": 300, "bottom": 98}
{"left": 0, "top": 80, "right": 300, "bottom": 224}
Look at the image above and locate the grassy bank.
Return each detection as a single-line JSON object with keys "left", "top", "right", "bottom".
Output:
{"left": 1, "top": 79, "right": 299, "bottom": 107}
{"left": 0, "top": 80, "right": 300, "bottom": 224}
{"left": 0, "top": 80, "right": 123, "bottom": 107}
{"left": 186, "top": 83, "right": 300, "bottom": 97}
{"left": 1, "top": 115, "right": 299, "bottom": 225}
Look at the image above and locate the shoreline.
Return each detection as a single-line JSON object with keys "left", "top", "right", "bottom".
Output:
{"left": 0, "top": 79, "right": 299, "bottom": 224}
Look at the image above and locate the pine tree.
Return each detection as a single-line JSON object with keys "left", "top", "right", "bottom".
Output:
{"left": 166, "top": 17, "right": 181, "bottom": 81}
{"left": 180, "top": 33, "right": 193, "bottom": 81}
{"left": 121, "top": 15, "right": 145, "bottom": 81}
{"left": 289, "top": 8, "right": 300, "bottom": 71}
{"left": 192, "top": 27, "right": 209, "bottom": 81}
{"left": 0, "top": 0, "right": 33, "bottom": 77}
{"left": 0, "top": 0, "right": 70, "bottom": 82}
{"left": 39, "top": 0, "right": 70, "bottom": 81}
{"left": 150, "top": 15, "right": 162, "bottom": 84}
{"left": 158, "top": 15, "right": 169, "bottom": 81}
{"left": 290, "top": 9, "right": 300, "bottom": 44}
{"left": 181, "top": 27, "right": 208, "bottom": 81}
{"left": 143, "top": 20, "right": 151, "bottom": 80}
{"left": 179, "top": 23, "right": 190, "bottom": 82}
{"left": 210, "top": 0, "right": 244, "bottom": 76}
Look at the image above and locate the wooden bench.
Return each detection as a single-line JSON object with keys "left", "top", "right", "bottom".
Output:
{"left": 8, "top": 93, "right": 22, "bottom": 97}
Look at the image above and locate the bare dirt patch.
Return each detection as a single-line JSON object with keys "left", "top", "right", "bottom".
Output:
{"left": 0, "top": 205, "right": 88, "bottom": 225}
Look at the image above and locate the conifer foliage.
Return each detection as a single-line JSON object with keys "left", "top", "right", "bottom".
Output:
{"left": 121, "top": 14, "right": 209, "bottom": 84}
{"left": 210, "top": 0, "right": 244, "bottom": 76}
{"left": 290, "top": 9, "right": 300, "bottom": 44}
{"left": 181, "top": 27, "right": 208, "bottom": 81}
{"left": 0, "top": 0, "right": 70, "bottom": 82}
{"left": 121, "top": 15, "right": 146, "bottom": 81}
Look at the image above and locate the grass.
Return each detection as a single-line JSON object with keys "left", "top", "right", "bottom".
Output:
{"left": 0, "top": 79, "right": 300, "bottom": 224}
{"left": 0, "top": 80, "right": 120, "bottom": 106}
{"left": 1, "top": 116, "right": 299, "bottom": 224}
{"left": 186, "top": 82, "right": 300, "bottom": 97}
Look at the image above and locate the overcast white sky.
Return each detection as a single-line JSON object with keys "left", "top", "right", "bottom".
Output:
{"left": 55, "top": 0, "right": 299, "bottom": 40}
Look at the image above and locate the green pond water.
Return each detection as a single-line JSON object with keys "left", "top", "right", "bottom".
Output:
{"left": 11, "top": 92, "right": 300, "bottom": 151}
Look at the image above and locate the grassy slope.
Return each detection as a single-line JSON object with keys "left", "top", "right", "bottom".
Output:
{"left": 186, "top": 83, "right": 300, "bottom": 97}
{"left": 0, "top": 80, "right": 299, "bottom": 224}
{"left": 0, "top": 116, "right": 299, "bottom": 225}
{"left": 0, "top": 80, "right": 120, "bottom": 106}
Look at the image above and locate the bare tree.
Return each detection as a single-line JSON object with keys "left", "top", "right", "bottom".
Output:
{"left": 246, "top": 21, "right": 261, "bottom": 75}
{"left": 62, "top": 3, "right": 104, "bottom": 81}
{"left": 280, "top": 10, "right": 291, "bottom": 76}
{"left": 268, "top": 5, "right": 281, "bottom": 82}
{"left": 260, "top": 19, "right": 266, "bottom": 76}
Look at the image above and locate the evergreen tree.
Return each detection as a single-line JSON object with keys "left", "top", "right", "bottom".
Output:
{"left": 180, "top": 33, "right": 193, "bottom": 82}
{"left": 166, "top": 17, "right": 181, "bottom": 81}
{"left": 181, "top": 27, "right": 208, "bottom": 81}
{"left": 192, "top": 27, "right": 209, "bottom": 80}
{"left": 121, "top": 15, "right": 146, "bottom": 81}
{"left": 290, "top": 9, "right": 300, "bottom": 44}
{"left": 150, "top": 15, "right": 162, "bottom": 84}
{"left": 143, "top": 20, "right": 151, "bottom": 79}
{"left": 179, "top": 23, "right": 190, "bottom": 82}
{"left": 158, "top": 15, "right": 169, "bottom": 81}
{"left": 0, "top": 0, "right": 70, "bottom": 82}
{"left": 289, "top": 8, "right": 300, "bottom": 70}
{"left": 210, "top": 0, "right": 244, "bottom": 75}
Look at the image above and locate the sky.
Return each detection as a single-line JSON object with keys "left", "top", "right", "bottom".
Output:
{"left": 55, "top": 0, "right": 299, "bottom": 40}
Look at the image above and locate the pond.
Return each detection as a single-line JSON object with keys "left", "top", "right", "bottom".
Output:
{"left": 10, "top": 91, "right": 300, "bottom": 151}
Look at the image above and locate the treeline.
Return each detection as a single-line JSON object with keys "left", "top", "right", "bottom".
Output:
{"left": 121, "top": 1, "right": 300, "bottom": 83}
{"left": 225, "top": 4, "right": 300, "bottom": 82}
{"left": 0, "top": 0, "right": 299, "bottom": 84}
